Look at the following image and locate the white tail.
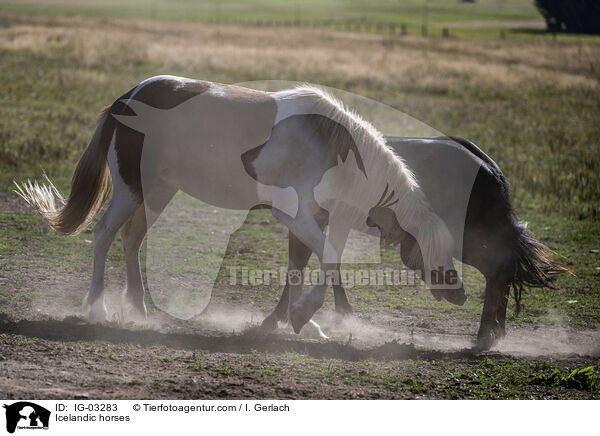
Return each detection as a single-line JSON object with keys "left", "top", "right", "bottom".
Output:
{"left": 14, "top": 174, "right": 65, "bottom": 221}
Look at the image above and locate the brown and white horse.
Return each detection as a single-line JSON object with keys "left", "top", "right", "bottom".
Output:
{"left": 16, "top": 75, "right": 465, "bottom": 334}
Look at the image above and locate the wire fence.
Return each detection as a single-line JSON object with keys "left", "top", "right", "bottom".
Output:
{"left": 207, "top": 18, "right": 451, "bottom": 37}
{"left": 196, "top": 17, "right": 568, "bottom": 41}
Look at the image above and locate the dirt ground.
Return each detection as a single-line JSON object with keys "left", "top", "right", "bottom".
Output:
{"left": 0, "top": 12, "right": 599, "bottom": 399}
{"left": 1, "top": 312, "right": 599, "bottom": 399}
{"left": 1, "top": 192, "right": 600, "bottom": 400}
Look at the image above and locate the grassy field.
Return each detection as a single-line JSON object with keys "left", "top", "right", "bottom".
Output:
{"left": 0, "top": 0, "right": 543, "bottom": 25}
{"left": 0, "top": 5, "right": 599, "bottom": 399}
{"left": 4, "top": 0, "right": 598, "bottom": 41}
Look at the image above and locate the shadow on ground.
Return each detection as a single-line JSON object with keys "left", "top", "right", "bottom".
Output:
{"left": 0, "top": 314, "right": 497, "bottom": 362}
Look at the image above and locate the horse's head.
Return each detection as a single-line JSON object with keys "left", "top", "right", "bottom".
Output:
{"left": 366, "top": 183, "right": 402, "bottom": 242}
{"left": 366, "top": 206, "right": 404, "bottom": 245}
{"left": 367, "top": 184, "right": 467, "bottom": 306}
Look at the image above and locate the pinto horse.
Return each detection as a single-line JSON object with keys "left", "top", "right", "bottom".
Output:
{"left": 15, "top": 76, "right": 465, "bottom": 335}
{"left": 260, "top": 135, "right": 561, "bottom": 349}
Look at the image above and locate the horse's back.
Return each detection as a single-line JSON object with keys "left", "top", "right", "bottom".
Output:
{"left": 107, "top": 76, "right": 279, "bottom": 209}
{"left": 386, "top": 135, "right": 519, "bottom": 273}
{"left": 385, "top": 136, "right": 484, "bottom": 241}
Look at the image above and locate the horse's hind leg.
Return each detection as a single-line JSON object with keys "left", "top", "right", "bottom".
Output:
{"left": 84, "top": 192, "right": 140, "bottom": 323}
{"left": 476, "top": 271, "right": 510, "bottom": 350}
{"left": 119, "top": 205, "right": 148, "bottom": 322}
{"left": 119, "top": 186, "right": 177, "bottom": 322}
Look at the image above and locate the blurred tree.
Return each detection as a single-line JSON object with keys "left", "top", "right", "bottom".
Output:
{"left": 535, "top": 0, "right": 600, "bottom": 34}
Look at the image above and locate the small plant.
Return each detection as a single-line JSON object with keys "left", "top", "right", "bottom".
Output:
{"left": 528, "top": 366, "right": 599, "bottom": 391}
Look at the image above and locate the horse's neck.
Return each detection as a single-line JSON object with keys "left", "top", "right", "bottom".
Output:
{"left": 273, "top": 93, "right": 320, "bottom": 124}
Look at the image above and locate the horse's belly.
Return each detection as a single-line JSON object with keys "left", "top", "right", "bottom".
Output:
{"left": 138, "top": 87, "right": 278, "bottom": 210}
{"left": 158, "top": 147, "right": 260, "bottom": 209}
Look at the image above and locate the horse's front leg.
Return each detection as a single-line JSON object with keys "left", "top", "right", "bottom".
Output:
{"left": 260, "top": 231, "right": 312, "bottom": 332}
{"left": 272, "top": 202, "right": 338, "bottom": 334}
{"left": 289, "top": 262, "right": 338, "bottom": 334}
{"left": 328, "top": 218, "right": 353, "bottom": 315}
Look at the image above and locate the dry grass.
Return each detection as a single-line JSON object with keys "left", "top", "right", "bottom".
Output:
{"left": 1, "top": 16, "right": 598, "bottom": 92}
{"left": 1, "top": 13, "right": 599, "bottom": 217}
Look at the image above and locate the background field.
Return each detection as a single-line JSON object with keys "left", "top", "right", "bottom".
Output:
{"left": 0, "top": 0, "right": 544, "bottom": 26}
{"left": 0, "top": 1, "right": 599, "bottom": 399}
{"left": 3, "top": 0, "right": 595, "bottom": 40}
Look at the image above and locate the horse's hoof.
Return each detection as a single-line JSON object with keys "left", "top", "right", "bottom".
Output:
{"left": 477, "top": 319, "right": 505, "bottom": 351}
{"left": 430, "top": 289, "right": 443, "bottom": 301}
{"left": 120, "top": 292, "right": 148, "bottom": 324}
{"left": 83, "top": 295, "right": 108, "bottom": 324}
{"left": 335, "top": 303, "right": 353, "bottom": 316}
{"left": 445, "top": 289, "right": 467, "bottom": 306}
{"left": 88, "top": 305, "right": 108, "bottom": 324}
{"left": 120, "top": 300, "right": 148, "bottom": 325}
{"left": 476, "top": 330, "right": 497, "bottom": 351}
{"left": 122, "top": 306, "right": 147, "bottom": 325}
{"left": 259, "top": 314, "right": 279, "bottom": 333}
{"left": 432, "top": 287, "right": 467, "bottom": 306}
{"left": 290, "top": 309, "right": 310, "bottom": 334}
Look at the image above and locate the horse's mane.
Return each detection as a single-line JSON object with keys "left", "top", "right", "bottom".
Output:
{"left": 275, "top": 85, "right": 419, "bottom": 195}
{"left": 273, "top": 85, "right": 455, "bottom": 276}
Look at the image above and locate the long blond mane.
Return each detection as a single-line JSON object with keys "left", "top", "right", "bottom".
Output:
{"left": 273, "top": 85, "right": 455, "bottom": 280}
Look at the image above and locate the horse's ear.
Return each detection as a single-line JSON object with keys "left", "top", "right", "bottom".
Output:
{"left": 375, "top": 184, "right": 389, "bottom": 207}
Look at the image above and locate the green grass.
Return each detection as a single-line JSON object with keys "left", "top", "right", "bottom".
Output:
{"left": 0, "top": 11, "right": 598, "bottom": 330}
{"left": 191, "top": 351, "right": 600, "bottom": 399}
{"left": 1, "top": 8, "right": 598, "bottom": 401}
{"left": 0, "top": 0, "right": 542, "bottom": 25}
{"left": 1, "top": 0, "right": 591, "bottom": 41}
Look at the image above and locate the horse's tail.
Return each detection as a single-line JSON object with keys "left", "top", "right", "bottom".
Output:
{"left": 510, "top": 220, "right": 567, "bottom": 314}
{"left": 447, "top": 135, "right": 568, "bottom": 312}
{"left": 14, "top": 106, "right": 113, "bottom": 235}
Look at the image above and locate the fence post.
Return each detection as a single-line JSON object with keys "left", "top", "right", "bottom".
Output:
{"left": 401, "top": 23, "right": 407, "bottom": 35}
{"left": 442, "top": 27, "right": 449, "bottom": 38}
{"left": 421, "top": 24, "right": 427, "bottom": 36}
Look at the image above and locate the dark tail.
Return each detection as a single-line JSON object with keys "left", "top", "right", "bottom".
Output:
{"left": 449, "top": 135, "right": 568, "bottom": 314}
{"left": 14, "top": 106, "right": 113, "bottom": 235}
{"left": 511, "top": 221, "right": 567, "bottom": 314}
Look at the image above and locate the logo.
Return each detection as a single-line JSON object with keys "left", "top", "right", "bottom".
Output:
{"left": 3, "top": 402, "right": 50, "bottom": 434}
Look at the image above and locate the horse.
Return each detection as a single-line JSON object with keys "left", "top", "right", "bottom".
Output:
{"left": 260, "top": 135, "right": 561, "bottom": 349}
{"left": 14, "top": 75, "right": 465, "bottom": 335}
